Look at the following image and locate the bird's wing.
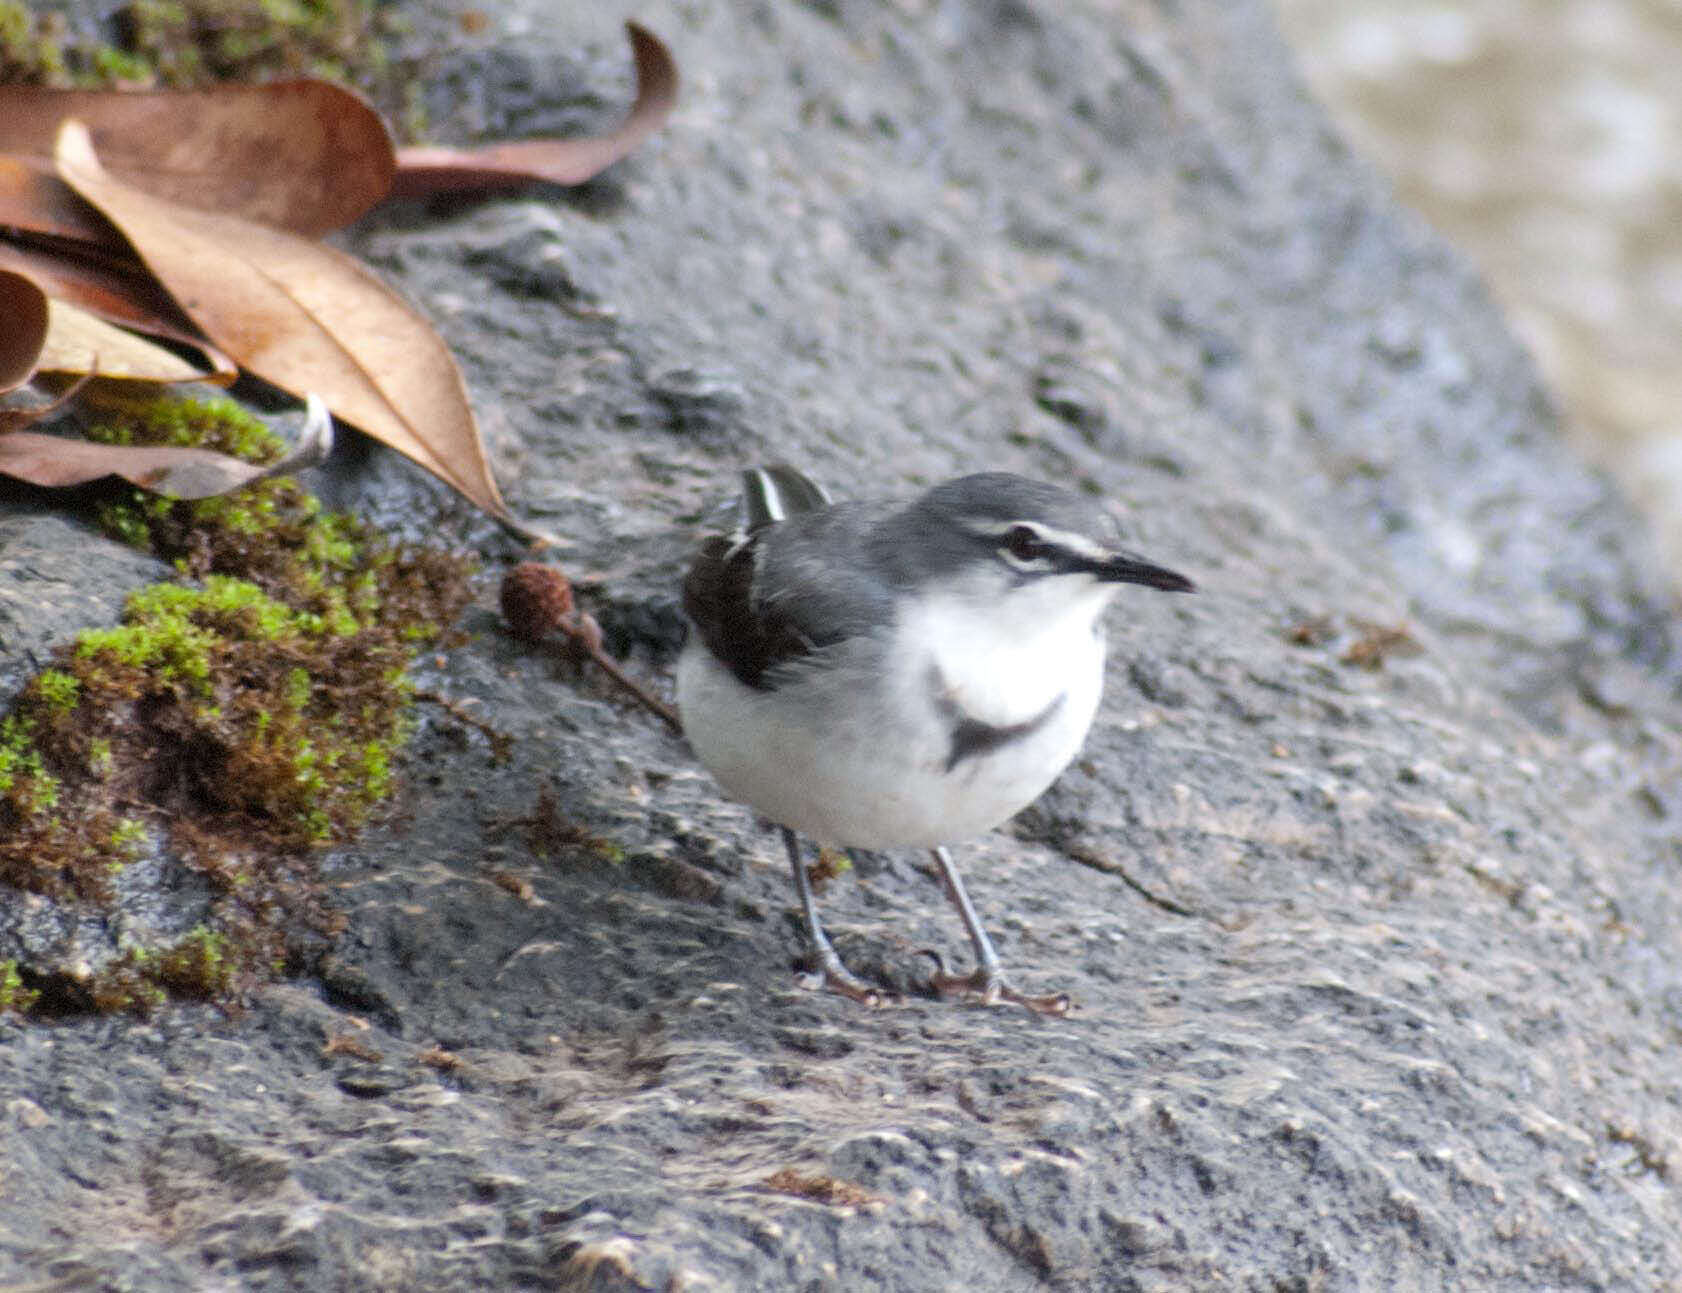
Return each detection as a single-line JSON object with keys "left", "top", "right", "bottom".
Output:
{"left": 741, "top": 464, "right": 832, "bottom": 528}
{"left": 683, "top": 493, "right": 894, "bottom": 691}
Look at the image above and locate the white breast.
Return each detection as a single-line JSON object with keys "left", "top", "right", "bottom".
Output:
{"left": 677, "top": 579, "right": 1115, "bottom": 850}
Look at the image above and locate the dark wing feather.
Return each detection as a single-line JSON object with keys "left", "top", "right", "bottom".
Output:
{"left": 683, "top": 485, "right": 895, "bottom": 691}
{"left": 682, "top": 529, "right": 819, "bottom": 689}
{"left": 743, "top": 464, "right": 832, "bottom": 527}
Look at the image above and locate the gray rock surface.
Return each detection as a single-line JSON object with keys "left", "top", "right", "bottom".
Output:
{"left": 0, "top": 511, "right": 168, "bottom": 698}
{"left": 5, "top": 0, "right": 1682, "bottom": 1289}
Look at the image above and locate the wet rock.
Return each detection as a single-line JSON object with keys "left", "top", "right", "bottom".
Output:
{"left": 5, "top": 0, "right": 1682, "bottom": 1290}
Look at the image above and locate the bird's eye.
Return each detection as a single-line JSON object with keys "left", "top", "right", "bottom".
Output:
{"left": 1002, "top": 525, "right": 1047, "bottom": 563}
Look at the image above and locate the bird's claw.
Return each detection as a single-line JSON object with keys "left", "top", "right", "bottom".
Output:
{"left": 919, "top": 950, "right": 1072, "bottom": 1016}
{"left": 798, "top": 964, "right": 887, "bottom": 1007}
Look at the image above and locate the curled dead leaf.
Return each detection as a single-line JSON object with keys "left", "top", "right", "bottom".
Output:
{"left": 0, "top": 156, "right": 127, "bottom": 249}
{"left": 0, "top": 235, "right": 226, "bottom": 360}
{"left": 390, "top": 22, "right": 678, "bottom": 196}
{"left": 0, "top": 80, "right": 394, "bottom": 236}
{"left": 0, "top": 372, "right": 91, "bottom": 433}
{"left": 0, "top": 392, "right": 333, "bottom": 498}
{"left": 55, "top": 119, "right": 509, "bottom": 522}
{"left": 38, "top": 298, "right": 231, "bottom": 384}
{"left": 0, "top": 269, "right": 49, "bottom": 392}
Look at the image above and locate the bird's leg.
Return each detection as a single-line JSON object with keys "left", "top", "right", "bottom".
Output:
{"left": 783, "top": 827, "right": 883, "bottom": 1006}
{"left": 923, "top": 846, "right": 1071, "bottom": 1016}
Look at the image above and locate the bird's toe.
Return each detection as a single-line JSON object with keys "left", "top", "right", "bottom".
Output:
{"left": 798, "top": 964, "right": 890, "bottom": 1007}
{"left": 923, "top": 959, "right": 1073, "bottom": 1017}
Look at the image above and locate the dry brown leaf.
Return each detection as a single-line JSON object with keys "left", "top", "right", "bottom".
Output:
{"left": 0, "top": 430, "right": 252, "bottom": 495}
{"left": 0, "top": 156, "right": 128, "bottom": 248}
{"left": 0, "top": 269, "right": 48, "bottom": 392}
{"left": 0, "top": 80, "right": 394, "bottom": 236}
{"left": 0, "top": 155, "right": 228, "bottom": 365}
{"left": 0, "top": 234, "right": 224, "bottom": 358}
{"left": 390, "top": 22, "right": 678, "bottom": 196}
{"left": 0, "top": 373, "right": 91, "bottom": 433}
{"left": 39, "top": 298, "right": 229, "bottom": 384}
{"left": 0, "top": 391, "right": 333, "bottom": 497}
{"left": 55, "top": 120, "right": 510, "bottom": 522}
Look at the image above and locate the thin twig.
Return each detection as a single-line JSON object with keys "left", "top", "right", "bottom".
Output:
{"left": 414, "top": 688, "right": 514, "bottom": 760}
{"left": 554, "top": 621, "right": 683, "bottom": 735}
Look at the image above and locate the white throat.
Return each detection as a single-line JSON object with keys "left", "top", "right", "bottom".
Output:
{"left": 896, "top": 575, "right": 1116, "bottom": 728}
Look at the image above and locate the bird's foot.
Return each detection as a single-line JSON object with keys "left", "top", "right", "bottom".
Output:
{"left": 797, "top": 959, "right": 888, "bottom": 1007}
{"left": 920, "top": 950, "right": 1072, "bottom": 1017}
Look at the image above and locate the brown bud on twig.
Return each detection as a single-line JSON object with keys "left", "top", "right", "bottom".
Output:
{"left": 499, "top": 563, "right": 682, "bottom": 736}
{"left": 500, "top": 562, "right": 573, "bottom": 642}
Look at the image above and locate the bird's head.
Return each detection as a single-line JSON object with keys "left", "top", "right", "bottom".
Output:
{"left": 875, "top": 473, "right": 1194, "bottom": 626}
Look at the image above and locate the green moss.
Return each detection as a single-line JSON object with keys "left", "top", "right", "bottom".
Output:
{"left": 76, "top": 603, "right": 217, "bottom": 693}
{"left": 85, "top": 950, "right": 169, "bottom": 1015}
{"left": 87, "top": 395, "right": 283, "bottom": 463}
{"left": 0, "top": 715, "right": 57, "bottom": 815}
{"left": 71, "top": 574, "right": 330, "bottom": 698}
{"left": 0, "top": 715, "right": 34, "bottom": 794}
{"left": 0, "top": 959, "right": 38, "bottom": 1016}
{"left": 63, "top": 566, "right": 443, "bottom": 850}
{"left": 33, "top": 670, "right": 80, "bottom": 715}
{"left": 122, "top": 0, "right": 389, "bottom": 86}
{"left": 0, "top": 3, "right": 68, "bottom": 83}
{"left": 109, "top": 816, "right": 148, "bottom": 853}
{"left": 153, "top": 926, "right": 236, "bottom": 999}
{"left": 99, "top": 504, "right": 154, "bottom": 551}
{"left": 0, "top": 392, "right": 475, "bottom": 1018}
{"left": 92, "top": 405, "right": 390, "bottom": 642}
{"left": 90, "top": 43, "right": 151, "bottom": 83}
{"left": 0, "top": 0, "right": 415, "bottom": 95}
{"left": 0, "top": 3, "right": 26, "bottom": 45}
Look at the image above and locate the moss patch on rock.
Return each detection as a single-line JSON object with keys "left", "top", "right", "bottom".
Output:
{"left": 0, "top": 3, "right": 70, "bottom": 82}
{"left": 0, "top": 1, "right": 422, "bottom": 125}
{"left": 0, "top": 395, "right": 474, "bottom": 1016}
{"left": 116, "top": 0, "right": 398, "bottom": 88}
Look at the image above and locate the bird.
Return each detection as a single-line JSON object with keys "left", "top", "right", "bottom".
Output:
{"left": 676, "top": 466, "right": 1194, "bottom": 1014}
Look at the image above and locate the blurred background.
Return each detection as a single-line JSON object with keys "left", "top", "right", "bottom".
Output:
{"left": 1272, "top": 0, "right": 1682, "bottom": 580}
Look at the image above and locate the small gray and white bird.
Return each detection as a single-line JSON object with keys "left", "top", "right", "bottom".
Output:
{"left": 677, "top": 466, "right": 1193, "bottom": 1014}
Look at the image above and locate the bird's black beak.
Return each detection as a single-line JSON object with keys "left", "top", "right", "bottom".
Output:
{"left": 1094, "top": 550, "right": 1196, "bottom": 593}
